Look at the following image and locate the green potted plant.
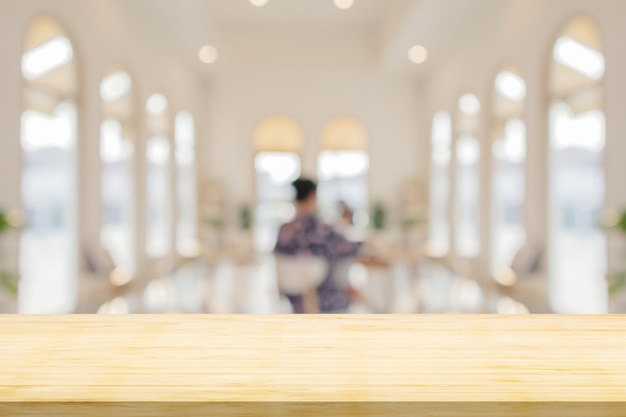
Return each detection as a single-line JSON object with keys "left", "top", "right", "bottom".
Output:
{"left": 0, "top": 209, "right": 21, "bottom": 301}
{"left": 239, "top": 203, "right": 253, "bottom": 231}
{"left": 607, "top": 210, "right": 626, "bottom": 298}
{"left": 203, "top": 216, "right": 221, "bottom": 230}
{"left": 404, "top": 215, "right": 422, "bottom": 229}
{"left": 372, "top": 202, "right": 387, "bottom": 231}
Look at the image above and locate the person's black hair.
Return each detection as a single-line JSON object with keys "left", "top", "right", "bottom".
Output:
{"left": 292, "top": 178, "right": 317, "bottom": 202}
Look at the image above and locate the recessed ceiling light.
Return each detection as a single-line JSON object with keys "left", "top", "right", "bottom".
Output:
{"left": 199, "top": 45, "right": 219, "bottom": 64}
{"left": 250, "top": 0, "right": 268, "bottom": 6}
{"left": 334, "top": 0, "right": 354, "bottom": 10}
{"left": 408, "top": 45, "right": 428, "bottom": 64}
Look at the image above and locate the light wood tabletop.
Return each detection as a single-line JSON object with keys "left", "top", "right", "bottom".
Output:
{"left": 1, "top": 315, "right": 625, "bottom": 416}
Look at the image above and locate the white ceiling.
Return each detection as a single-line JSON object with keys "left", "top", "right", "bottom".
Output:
{"left": 128, "top": 0, "right": 511, "bottom": 76}
{"left": 204, "top": 0, "right": 401, "bottom": 33}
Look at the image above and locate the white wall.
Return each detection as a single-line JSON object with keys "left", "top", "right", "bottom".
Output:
{"left": 202, "top": 68, "right": 422, "bottom": 229}
{"left": 422, "top": 0, "right": 626, "bottom": 307}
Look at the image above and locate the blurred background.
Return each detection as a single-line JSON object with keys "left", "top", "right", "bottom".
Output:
{"left": 1, "top": 0, "right": 626, "bottom": 315}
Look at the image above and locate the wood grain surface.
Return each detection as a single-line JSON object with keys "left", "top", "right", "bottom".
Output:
{"left": 1, "top": 315, "right": 625, "bottom": 416}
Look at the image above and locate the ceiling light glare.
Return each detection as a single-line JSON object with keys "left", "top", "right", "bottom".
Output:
{"left": 199, "top": 45, "right": 219, "bottom": 64}
{"left": 495, "top": 71, "right": 526, "bottom": 102}
{"left": 554, "top": 36, "right": 605, "bottom": 80}
{"left": 250, "top": 0, "right": 269, "bottom": 6}
{"left": 408, "top": 45, "right": 428, "bottom": 64}
{"left": 146, "top": 94, "right": 168, "bottom": 115}
{"left": 459, "top": 94, "right": 481, "bottom": 116}
{"left": 334, "top": 0, "right": 354, "bottom": 10}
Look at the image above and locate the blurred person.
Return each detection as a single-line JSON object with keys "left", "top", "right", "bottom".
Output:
{"left": 275, "top": 178, "right": 363, "bottom": 313}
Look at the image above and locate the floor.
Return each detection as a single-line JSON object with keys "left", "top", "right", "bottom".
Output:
{"left": 99, "top": 256, "right": 530, "bottom": 315}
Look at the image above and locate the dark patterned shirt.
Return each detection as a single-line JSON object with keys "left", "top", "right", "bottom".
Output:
{"left": 275, "top": 215, "right": 362, "bottom": 313}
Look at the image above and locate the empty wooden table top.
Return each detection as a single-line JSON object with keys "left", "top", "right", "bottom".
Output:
{"left": 1, "top": 315, "right": 626, "bottom": 416}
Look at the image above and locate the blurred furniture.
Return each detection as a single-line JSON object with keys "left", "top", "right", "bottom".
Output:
{"left": 493, "top": 241, "right": 549, "bottom": 313}
{"left": 79, "top": 241, "right": 132, "bottom": 313}
{"left": 275, "top": 255, "right": 328, "bottom": 314}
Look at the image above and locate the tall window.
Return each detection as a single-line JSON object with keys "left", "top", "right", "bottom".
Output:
{"left": 491, "top": 69, "right": 527, "bottom": 281}
{"left": 428, "top": 112, "right": 452, "bottom": 257}
{"left": 317, "top": 117, "right": 369, "bottom": 234}
{"left": 145, "top": 94, "right": 172, "bottom": 259}
{"left": 253, "top": 117, "right": 303, "bottom": 253}
{"left": 455, "top": 94, "right": 481, "bottom": 258}
{"left": 100, "top": 69, "right": 135, "bottom": 281}
{"left": 175, "top": 111, "right": 198, "bottom": 257}
{"left": 19, "top": 17, "right": 78, "bottom": 313}
{"left": 549, "top": 16, "right": 607, "bottom": 313}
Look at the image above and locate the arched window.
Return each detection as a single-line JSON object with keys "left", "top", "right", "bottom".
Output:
{"left": 455, "top": 94, "right": 481, "bottom": 259}
{"left": 175, "top": 111, "right": 199, "bottom": 257}
{"left": 253, "top": 117, "right": 303, "bottom": 253}
{"left": 145, "top": 94, "right": 172, "bottom": 259}
{"left": 428, "top": 112, "right": 452, "bottom": 257}
{"left": 490, "top": 68, "right": 527, "bottom": 282}
{"left": 317, "top": 117, "right": 370, "bottom": 234}
{"left": 548, "top": 16, "right": 607, "bottom": 313}
{"left": 19, "top": 17, "right": 78, "bottom": 313}
{"left": 100, "top": 68, "right": 136, "bottom": 283}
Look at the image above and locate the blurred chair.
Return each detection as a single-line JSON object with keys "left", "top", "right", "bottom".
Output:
{"left": 493, "top": 241, "right": 548, "bottom": 313}
{"left": 275, "top": 255, "right": 328, "bottom": 314}
{"left": 79, "top": 241, "right": 130, "bottom": 313}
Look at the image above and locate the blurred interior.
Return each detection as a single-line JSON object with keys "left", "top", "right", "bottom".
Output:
{"left": 1, "top": 0, "right": 626, "bottom": 314}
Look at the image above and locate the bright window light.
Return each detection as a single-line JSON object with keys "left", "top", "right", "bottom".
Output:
{"left": 147, "top": 136, "right": 170, "bottom": 165}
{"left": 553, "top": 105, "right": 605, "bottom": 151}
{"left": 429, "top": 111, "right": 452, "bottom": 256}
{"left": 495, "top": 71, "right": 527, "bottom": 102}
{"left": 493, "top": 119, "right": 526, "bottom": 163}
{"left": 255, "top": 153, "right": 300, "bottom": 185}
{"left": 100, "top": 119, "right": 133, "bottom": 163}
{"left": 146, "top": 94, "right": 168, "bottom": 115}
{"left": 459, "top": 94, "right": 481, "bottom": 116}
{"left": 432, "top": 112, "right": 452, "bottom": 146}
{"left": 21, "top": 108, "right": 74, "bottom": 152}
{"left": 175, "top": 111, "right": 197, "bottom": 257}
{"left": 318, "top": 151, "right": 369, "bottom": 181}
{"left": 175, "top": 111, "right": 195, "bottom": 147}
{"left": 250, "top": 0, "right": 268, "bottom": 6}
{"left": 432, "top": 147, "right": 451, "bottom": 166}
{"left": 457, "top": 136, "right": 481, "bottom": 165}
{"left": 317, "top": 150, "right": 369, "bottom": 228}
{"left": 22, "top": 37, "right": 73, "bottom": 80}
{"left": 255, "top": 152, "right": 301, "bottom": 253}
{"left": 100, "top": 71, "right": 132, "bottom": 102}
{"left": 334, "top": 0, "right": 354, "bottom": 10}
{"left": 175, "top": 111, "right": 195, "bottom": 165}
{"left": 554, "top": 36, "right": 605, "bottom": 80}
